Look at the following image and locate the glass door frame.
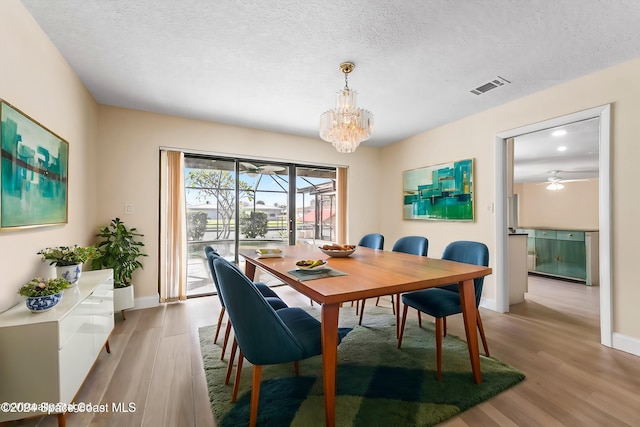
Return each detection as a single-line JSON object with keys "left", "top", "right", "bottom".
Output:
{"left": 184, "top": 154, "right": 337, "bottom": 297}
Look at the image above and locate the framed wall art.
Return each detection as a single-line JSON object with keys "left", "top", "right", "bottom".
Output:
{"left": 403, "top": 158, "right": 474, "bottom": 221}
{"left": 1, "top": 100, "right": 69, "bottom": 230}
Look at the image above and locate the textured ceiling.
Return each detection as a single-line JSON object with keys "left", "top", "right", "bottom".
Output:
{"left": 19, "top": 0, "right": 640, "bottom": 179}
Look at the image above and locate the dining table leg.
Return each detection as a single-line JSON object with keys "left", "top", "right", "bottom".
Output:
{"left": 244, "top": 261, "right": 257, "bottom": 280}
{"left": 321, "top": 302, "right": 340, "bottom": 427}
{"left": 395, "top": 293, "right": 401, "bottom": 338}
{"left": 459, "top": 279, "right": 482, "bottom": 384}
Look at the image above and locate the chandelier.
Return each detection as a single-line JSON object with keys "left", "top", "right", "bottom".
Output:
{"left": 319, "top": 62, "right": 374, "bottom": 153}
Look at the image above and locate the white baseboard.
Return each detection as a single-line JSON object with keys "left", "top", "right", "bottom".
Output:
{"left": 131, "top": 294, "right": 160, "bottom": 311}
{"left": 479, "top": 297, "right": 498, "bottom": 312}
{"left": 612, "top": 332, "right": 640, "bottom": 357}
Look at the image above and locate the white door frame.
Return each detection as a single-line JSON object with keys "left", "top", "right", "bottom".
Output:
{"left": 494, "top": 104, "right": 612, "bottom": 347}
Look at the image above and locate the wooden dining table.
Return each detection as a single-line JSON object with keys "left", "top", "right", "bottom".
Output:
{"left": 240, "top": 244, "right": 492, "bottom": 427}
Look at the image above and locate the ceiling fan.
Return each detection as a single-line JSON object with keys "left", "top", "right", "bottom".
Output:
{"left": 239, "top": 162, "right": 259, "bottom": 177}
{"left": 541, "top": 170, "right": 589, "bottom": 190}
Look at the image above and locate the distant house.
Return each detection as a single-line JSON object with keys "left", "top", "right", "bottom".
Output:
{"left": 301, "top": 208, "right": 334, "bottom": 223}
{"left": 187, "top": 203, "right": 219, "bottom": 219}
{"left": 240, "top": 202, "right": 284, "bottom": 219}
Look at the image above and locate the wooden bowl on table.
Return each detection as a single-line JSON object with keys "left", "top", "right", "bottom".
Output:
{"left": 318, "top": 244, "right": 356, "bottom": 258}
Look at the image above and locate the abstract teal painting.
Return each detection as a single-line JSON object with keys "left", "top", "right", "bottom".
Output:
{"left": 1, "top": 100, "right": 68, "bottom": 230}
{"left": 403, "top": 159, "right": 474, "bottom": 221}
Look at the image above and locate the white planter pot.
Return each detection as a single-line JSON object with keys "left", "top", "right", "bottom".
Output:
{"left": 56, "top": 264, "right": 82, "bottom": 286}
{"left": 114, "top": 285, "right": 135, "bottom": 313}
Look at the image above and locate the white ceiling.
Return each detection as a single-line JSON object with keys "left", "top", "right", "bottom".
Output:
{"left": 513, "top": 118, "right": 600, "bottom": 183}
{"left": 19, "top": 0, "right": 640, "bottom": 177}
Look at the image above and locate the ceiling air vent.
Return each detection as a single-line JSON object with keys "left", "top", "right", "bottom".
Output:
{"left": 470, "top": 76, "right": 511, "bottom": 95}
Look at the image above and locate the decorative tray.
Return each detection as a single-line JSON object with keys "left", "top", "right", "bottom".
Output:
{"left": 256, "top": 248, "right": 284, "bottom": 258}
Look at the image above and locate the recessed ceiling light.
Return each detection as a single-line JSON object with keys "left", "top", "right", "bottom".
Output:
{"left": 557, "top": 146, "right": 567, "bottom": 152}
{"left": 552, "top": 129, "right": 567, "bottom": 137}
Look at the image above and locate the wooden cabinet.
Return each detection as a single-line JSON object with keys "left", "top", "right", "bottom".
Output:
{"left": 0, "top": 270, "right": 114, "bottom": 424}
{"left": 518, "top": 229, "right": 599, "bottom": 285}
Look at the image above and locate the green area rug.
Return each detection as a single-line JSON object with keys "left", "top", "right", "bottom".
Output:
{"left": 199, "top": 306, "right": 525, "bottom": 426}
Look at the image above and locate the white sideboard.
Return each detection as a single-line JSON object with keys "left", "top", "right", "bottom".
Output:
{"left": 0, "top": 269, "right": 114, "bottom": 425}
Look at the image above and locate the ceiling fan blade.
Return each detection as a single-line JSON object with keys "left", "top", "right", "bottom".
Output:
{"left": 240, "top": 162, "right": 258, "bottom": 171}
{"left": 560, "top": 178, "right": 591, "bottom": 183}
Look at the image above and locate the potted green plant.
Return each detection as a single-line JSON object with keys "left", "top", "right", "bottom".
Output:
{"left": 18, "top": 277, "right": 70, "bottom": 313}
{"left": 38, "top": 245, "right": 98, "bottom": 286}
{"left": 92, "top": 218, "right": 147, "bottom": 318}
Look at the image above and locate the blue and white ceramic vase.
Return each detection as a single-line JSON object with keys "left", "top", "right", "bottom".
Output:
{"left": 56, "top": 264, "right": 82, "bottom": 286}
{"left": 25, "top": 292, "right": 63, "bottom": 313}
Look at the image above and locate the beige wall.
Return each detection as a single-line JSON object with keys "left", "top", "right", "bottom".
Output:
{"left": 96, "top": 106, "right": 381, "bottom": 302}
{"left": 515, "top": 180, "right": 599, "bottom": 230}
{"left": 380, "top": 58, "right": 640, "bottom": 340}
{"left": 378, "top": 116, "right": 498, "bottom": 296}
{"left": 0, "top": 1, "right": 99, "bottom": 312}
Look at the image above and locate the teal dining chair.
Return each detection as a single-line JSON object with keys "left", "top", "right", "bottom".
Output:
{"left": 359, "top": 235, "right": 428, "bottom": 325}
{"left": 213, "top": 258, "right": 347, "bottom": 427}
{"left": 206, "top": 252, "right": 289, "bottom": 389}
{"left": 397, "top": 240, "right": 490, "bottom": 381}
{"left": 358, "top": 233, "right": 384, "bottom": 250}
{"left": 205, "top": 250, "right": 287, "bottom": 355}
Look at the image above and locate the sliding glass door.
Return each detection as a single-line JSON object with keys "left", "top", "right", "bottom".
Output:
{"left": 184, "top": 155, "right": 337, "bottom": 297}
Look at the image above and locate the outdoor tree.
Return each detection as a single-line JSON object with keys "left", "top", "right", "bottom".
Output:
{"left": 240, "top": 211, "right": 268, "bottom": 238}
{"left": 186, "top": 169, "right": 254, "bottom": 239}
{"left": 186, "top": 211, "right": 208, "bottom": 241}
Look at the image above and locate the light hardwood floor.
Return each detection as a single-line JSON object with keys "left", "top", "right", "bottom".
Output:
{"left": 3, "top": 275, "right": 640, "bottom": 426}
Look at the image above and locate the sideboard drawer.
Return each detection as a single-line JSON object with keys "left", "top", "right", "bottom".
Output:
{"left": 59, "top": 297, "right": 89, "bottom": 350}
{"left": 557, "top": 230, "right": 585, "bottom": 241}
{"left": 59, "top": 325, "right": 94, "bottom": 402}
{"left": 534, "top": 229, "right": 556, "bottom": 239}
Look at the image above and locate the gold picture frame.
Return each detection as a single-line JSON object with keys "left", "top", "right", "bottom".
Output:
{"left": 1, "top": 100, "right": 69, "bottom": 230}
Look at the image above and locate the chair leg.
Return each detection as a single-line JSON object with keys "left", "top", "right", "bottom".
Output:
{"left": 397, "top": 304, "right": 409, "bottom": 348}
{"left": 294, "top": 360, "right": 299, "bottom": 376}
{"left": 435, "top": 317, "right": 443, "bottom": 381}
{"left": 358, "top": 298, "right": 366, "bottom": 325}
{"left": 249, "top": 365, "right": 262, "bottom": 427}
{"left": 391, "top": 294, "right": 396, "bottom": 315}
{"left": 232, "top": 350, "right": 244, "bottom": 403}
{"left": 443, "top": 316, "right": 447, "bottom": 337}
{"left": 477, "top": 312, "right": 490, "bottom": 356}
{"left": 417, "top": 311, "right": 422, "bottom": 328}
{"left": 375, "top": 296, "right": 381, "bottom": 306}
{"left": 214, "top": 307, "right": 226, "bottom": 343}
{"left": 221, "top": 321, "right": 232, "bottom": 360}
{"left": 225, "top": 338, "right": 238, "bottom": 385}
